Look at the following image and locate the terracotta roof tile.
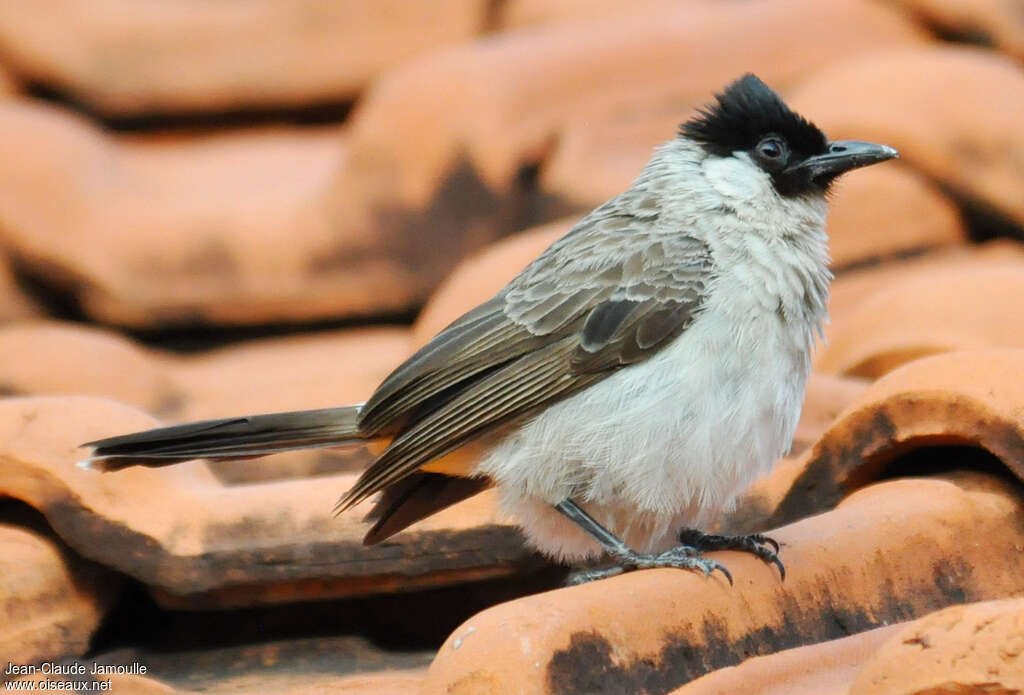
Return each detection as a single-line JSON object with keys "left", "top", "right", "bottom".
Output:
{"left": 0, "top": 255, "right": 47, "bottom": 322}
{"left": 0, "top": 396, "right": 536, "bottom": 609}
{"left": 792, "top": 374, "right": 871, "bottom": 455}
{"left": 421, "top": 474, "right": 1024, "bottom": 694}
{"left": 669, "top": 624, "right": 901, "bottom": 695}
{"left": 539, "top": 114, "right": 679, "bottom": 205}
{"left": 789, "top": 45, "right": 1024, "bottom": 230}
{"left": 0, "top": 62, "right": 16, "bottom": 96}
{"left": 496, "top": 0, "right": 682, "bottom": 30}
{"left": 87, "top": 637, "right": 431, "bottom": 695}
{"left": 2, "top": 2, "right": 1022, "bottom": 687}
{"left": 825, "top": 163, "right": 964, "bottom": 271}
{"left": 848, "top": 598, "right": 1024, "bottom": 694}
{"left": 0, "top": 320, "right": 410, "bottom": 482}
{"left": 412, "top": 218, "right": 570, "bottom": 347}
{"left": 737, "top": 349, "right": 1024, "bottom": 532}
{"left": 818, "top": 265, "right": 1024, "bottom": 378}
{"left": 674, "top": 596, "right": 1024, "bottom": 694}
{"left": 0, "top": 102, "right": 396, "bottom": 325}
{"left": 0, "top": 320, "right": 178, "bottom": 412}
{"left": 168, "top": 326, "right": 409, "bottom": 421}
{"left": 0, "top": 1, "right": 486, "bottom": 114}
{"left": 884, "top": 0, "right": 1024, "bottom": 59}
{"left": 338, "top": 0, "right": 926, "bottom": 223}
{"left": 0, "top": 522, "right": 117, "bottom": 665}
{"left": 825, "top": 240, "right": 1024, "bottom": 341}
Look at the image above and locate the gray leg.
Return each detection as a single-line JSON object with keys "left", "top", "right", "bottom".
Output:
{"left": 678, "top": 528, "right": 786, "bottom": 580}
{"left": 553, "top": 499, "right": 733, "bottom": 585}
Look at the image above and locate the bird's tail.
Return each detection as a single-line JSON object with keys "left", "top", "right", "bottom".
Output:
{"left": 81, "top": 405, "right": 366, "bottom": 471}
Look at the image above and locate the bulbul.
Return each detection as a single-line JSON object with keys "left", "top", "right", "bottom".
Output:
{"left": 83, "top": 74, "right": 897, "bottom": 584}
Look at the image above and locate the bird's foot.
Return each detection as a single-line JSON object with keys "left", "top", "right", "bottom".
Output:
{"left": 566, "top": 545, "right": 733, "bottom": 586}
{"left": 677, "top": 529, "right": 785, "bottom": 580}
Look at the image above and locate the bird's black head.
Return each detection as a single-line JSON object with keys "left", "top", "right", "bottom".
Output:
{"left": 681, "top": 74, "right": 897, "bottom": 196}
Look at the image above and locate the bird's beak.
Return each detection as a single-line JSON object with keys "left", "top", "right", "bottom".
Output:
{"left": 786, "top": 140, "right": 899, "bottom": 181}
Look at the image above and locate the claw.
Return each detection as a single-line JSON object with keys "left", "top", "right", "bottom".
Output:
{"left": 752, "top": 534, "right": 781, "bottom": 553}
{"left": 770, "top": 555, "right": 786, "bottom": 581}
{"left": 678, "top": 529, "right": 784, "bottom": 580}
{"left": 709, "top": 560, "right": 733, "bottom": 586}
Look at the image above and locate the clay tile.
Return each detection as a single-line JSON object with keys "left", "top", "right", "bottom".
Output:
{"left": 0, "top": 100, "right": 446, "bottom": 326}
{"left": 0, "top": 2, "right": 483, "bottom": 114}
{"left": 170, "top": 326, "right": 410, "bottom": 483}
{"left": 497, "top": 0, "right": 678, "bottom": 30}
{"left": 99, "top": 674, "right": 180, "bottom": 695}
{"left": 0, "top": 396, "right": 531, "bottom": 609}
{"left": 421, "top": 474, "right": 1024, "bottom": 694}
{"left": 669, "top": 624, "right": 901, "bottom": 695}
{"left": 0, "top": 61, "right": 16, "bottom": 96}
{"left": 817, "top": 264, "right": 1024, "bottom": 378}
{"left": 762, "top": 349, "right": 1024, "bottom": 529}
{"left": 886, "top": 0, "right": 1024, "bottom": 60}
{"left": 0, "top": 320, "right": 179, "bottom": 412}
{"left": 339, "top": 0, "right": 926, "bottom": 220}
{"left": 826, "top": 240, "right": 1024, "bottom": 340}
{"left": 170, "top": 326, "right": 410, "bottom": 421}
{"left": 413, "top": 219, "right": 571, "bottom": 348}
{"left": 789, "top": 46, "right": 1024, "bottom": 230}
{"left": 0, "top": 95, "right": 554, "bottom": 326}
{"left": 539, "top": 113, "right": 683, "bottom": 207}
{"left": 792, "top": 373, "right": 871, "bottom": 455}
{"left": 849, "top": 598, "right": 1024, "bottom": 694}
{"left": 0, "top": 523, "right": 118, "bottom": 665}
{"left": 826, "top": 163, "right": 964, "bottom": 271}
{"left": 0, "top": 254, "right": 44, "bottom": 322}
{"left": 87, "top": 640, "right": 430, "bottom": 695}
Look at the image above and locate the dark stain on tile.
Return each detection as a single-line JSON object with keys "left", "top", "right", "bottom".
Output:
{"left": 544, "top": 553, "right": 1000, "bottom": 695}
{"left": 767, "top": 407, "right": 897, "bottom": 528}
{"left": 0, "top": 382, "right": 25, "bottom": 397}
{"left": 36, "top": 495, "right": 537, "bottom": 602}
{"left": 939, "top": 182, "right": 1023, "bottom": 243}
{"left": 312, "top": 155, "right": 575, "bottom": 309}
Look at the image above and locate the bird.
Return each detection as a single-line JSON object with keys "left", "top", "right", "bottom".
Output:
{"left": 82, "top": 74, "right": 898, "bottom": 585}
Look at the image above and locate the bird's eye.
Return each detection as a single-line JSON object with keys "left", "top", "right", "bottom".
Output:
{"left": 754, "top": 137, "right": 788, "bottom": 170}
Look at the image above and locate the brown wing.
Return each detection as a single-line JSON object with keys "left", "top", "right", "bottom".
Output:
{"left": 337, "top": 190, "right": 713, "bottom": 516}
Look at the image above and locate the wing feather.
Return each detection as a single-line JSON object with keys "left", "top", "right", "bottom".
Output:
{"left": 341, "top": 190, "right": 714, "bottom": 512}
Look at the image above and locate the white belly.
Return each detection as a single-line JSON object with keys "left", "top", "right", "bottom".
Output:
{"left": 475, "top": 304, "right": 813, "bottom": 562}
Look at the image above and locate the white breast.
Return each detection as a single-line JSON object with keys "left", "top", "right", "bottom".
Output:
{"left": 475, "top": 236, "right": 828, "bottom": 562}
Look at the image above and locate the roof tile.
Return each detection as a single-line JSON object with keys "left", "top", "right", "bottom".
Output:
{"left": 789, "top": 46, "right": 1024, "bottom": 231}
{"left": 818, "top": 265, "right": 1024, "bottom": 378}
{"left": 0, "top": 320, "right": 177, "bottom": 412}
{"left": 826, "top": 240, "right": 1024, "bottom": 340}
{"left": 340, "top": 0, "right": 927, "bottom": 217}
{"left": 826, "top": 163, "right": 964, "bottom": 271}
{"left": 884, "top": 0, "right": 1024, "bottom": 59}
{"left": 745, "top": 349, "right": 1024, "bottom": 531}
{"left": 0, "top": 0, "right": 486, "bottom": 113}
{"left": 669, "top": 624, "right": 901, "bottom": 695}
{"left": 422, "top": 474, "right": 1024, "bottom": 694}
{"left": 0, "top": 396, "right": 536, "bottom": 608}
{"left": 849, "top": 598, "right": 1024, "bottom": 694}
{"left": 0, "top": 523, "right": 117, "bottom": 664}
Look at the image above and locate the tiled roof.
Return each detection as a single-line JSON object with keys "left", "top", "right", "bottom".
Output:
{"left": 0, "top": 1, "right": 1021, "bottom": 693}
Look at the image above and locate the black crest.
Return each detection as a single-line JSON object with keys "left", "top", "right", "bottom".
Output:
{"left": 681, "top": 74, "right": 827, "bottom": 160}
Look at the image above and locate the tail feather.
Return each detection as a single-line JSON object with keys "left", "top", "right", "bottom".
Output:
{"left": 83, "top": 405, "right": 366, "bottom": 471}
